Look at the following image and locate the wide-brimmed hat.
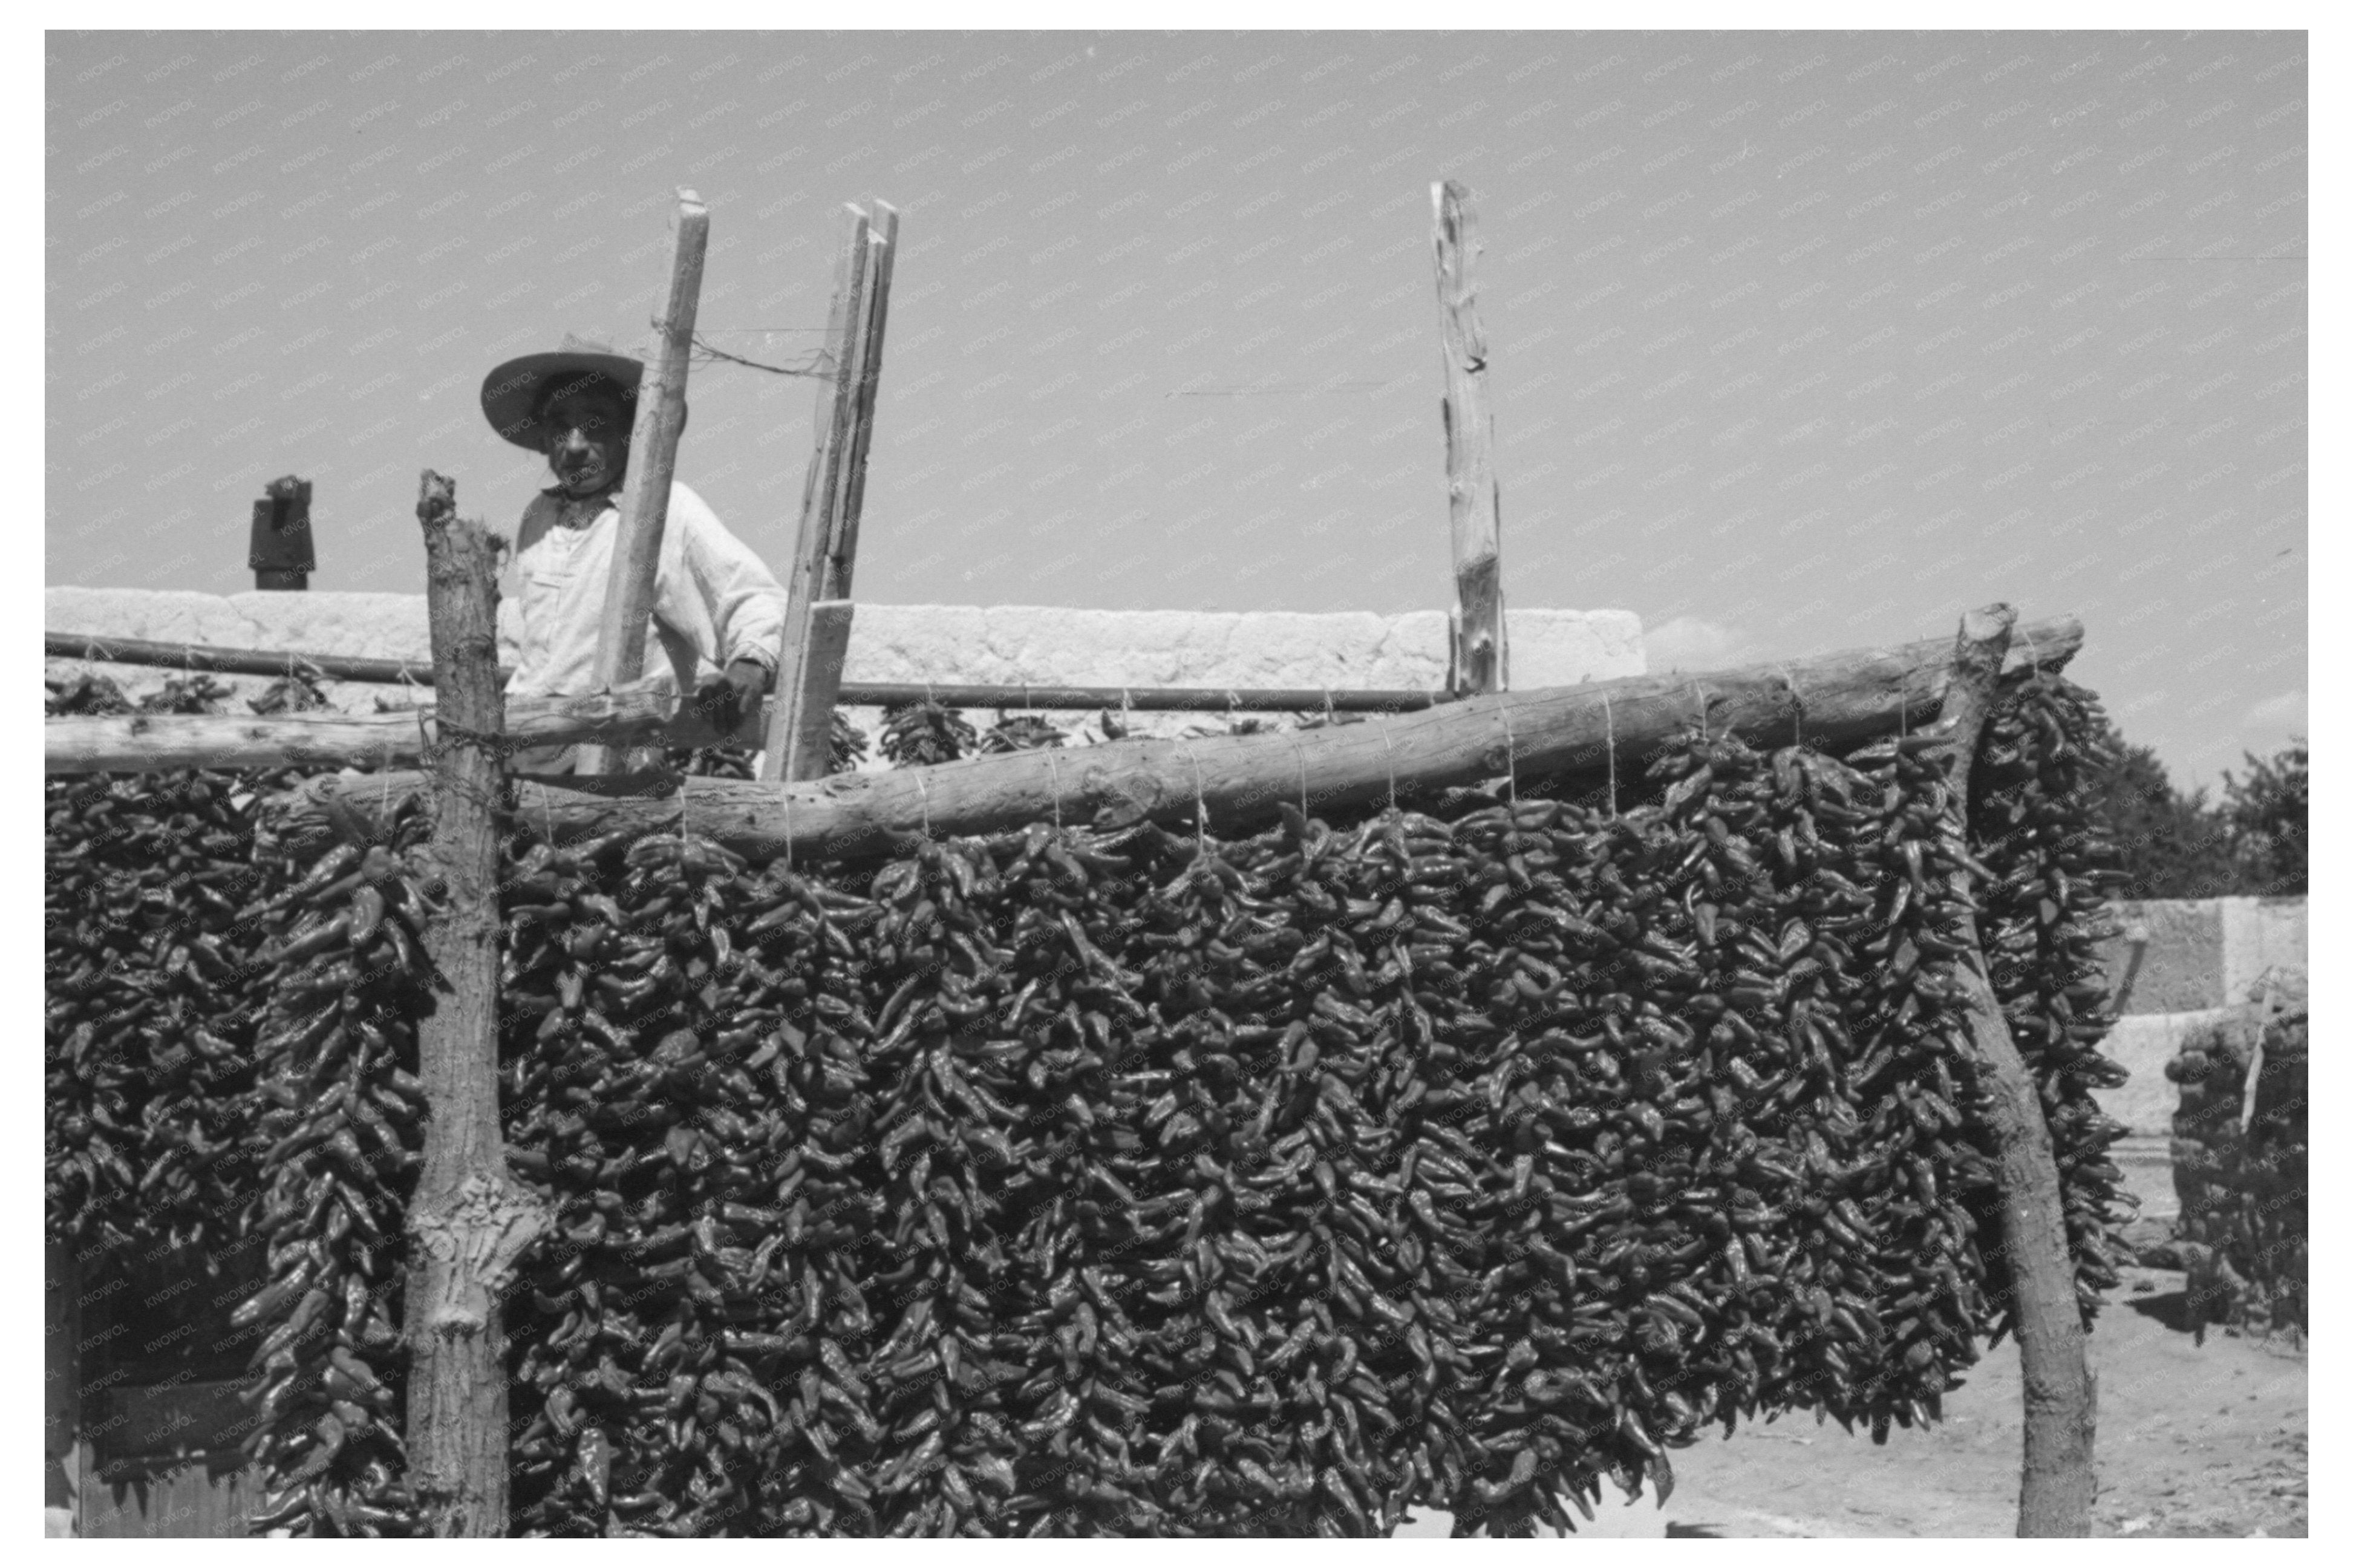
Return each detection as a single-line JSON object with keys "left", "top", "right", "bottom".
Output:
{"left": 480, "top": 332, "right": 689, "bottom": 451}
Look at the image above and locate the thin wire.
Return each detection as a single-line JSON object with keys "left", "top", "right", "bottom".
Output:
{"left": 1603, "top": 694, "right": 1619, "bottom": 817}
{"left": 1293, "top": 736, "right": 1311, "bottom": 817}
{"left": 915, "top": 771, "right": 932, "bottom": 837}
{"left": 1183, "top": 743, "right": 1209, "bottom": 845}
{"left": 1498, "top": 699, "right": 1518, "bottom": 805}
{"left": 689, "top": 335, "right": 831, "bottom": 378}
{"left": 1045, "top": 748, "right": 1064, "bottom": 834}
{"left": 1377, "top": 718, "right": 1400, "bottom": 812}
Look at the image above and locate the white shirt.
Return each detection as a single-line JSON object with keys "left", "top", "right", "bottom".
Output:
{"left": 505, "top": 480, "right": 787, "bottom": 702}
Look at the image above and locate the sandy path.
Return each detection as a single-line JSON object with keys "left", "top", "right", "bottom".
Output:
{"left": 1392, "top": 1266, "right": 2306, "bottom": 1538}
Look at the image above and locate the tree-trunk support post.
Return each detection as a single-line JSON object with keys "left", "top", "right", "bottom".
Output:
{"left": 1431, "top": 178, "right": 1506, "bottom": 697}
{"left": 404, "top": 471, "right": 549, "bottom": 1537}
{"left": 580, "top": 188, "right": 710, "bottom": 775}
{"left": 1925, "top": 601, "right": 2098, "bottom": 1537}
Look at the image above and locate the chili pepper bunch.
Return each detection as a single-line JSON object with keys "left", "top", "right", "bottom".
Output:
{"left": 49, "top": 690, "right": 2129, "bottom": 1538}
{"left": 234, "top": 812, "right": 437, "bottom": 1538}
{"left": 2165, "top": 1008, "right": 2306, "bottom": 1341}
{"left": 45, "top": 770, "right": 274, "bottom": 1253}
{"left": 1967, "top": 673, "right": 2135, "bottom": 1326}
{"left": 880, "top": 699, "right": 978, "bottom": 767}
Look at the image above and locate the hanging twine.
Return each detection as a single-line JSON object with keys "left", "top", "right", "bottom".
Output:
{"left": 914, "top": 771, "right": 932, "bottom": 837}
{"left": 1183, "top": 742, "right": 1209, "bottom": 845}
{"left": 1293, "top": 736, "right": 1311, "bottom": 817}
{"left": 1602, "top": 693, "right": 1619, "bottom": 817}
{"left": 1782, "top": 667, "right": 1805, "bottom": 750}
{"left": 1045, "top": 748, "right": 1065, "bottom": 834}
{"left": 1497, "top": 699, "right": 1519, "bottom": 805}
{"left": 1377, "top": 717, "right": 1400, "bottom": 813}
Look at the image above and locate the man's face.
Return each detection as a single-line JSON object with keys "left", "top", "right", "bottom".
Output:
{"left": 541, "top": 384, "right": 633, "bottom": 496}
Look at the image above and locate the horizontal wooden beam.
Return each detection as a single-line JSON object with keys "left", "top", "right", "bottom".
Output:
{"left": 45, "top": 630, "right": 1463, "bottom": 714}
{"left": 821, "top": 682, "right": 1456, "bottom": 713}
{"left": 44, "top": 680, "right": 754, "bottom": 776}
{"left": 269, "top": 615, "right": 2083, "bottom": 863}
{"left": 47, "top": 630, "right": 454, "bottom": 686}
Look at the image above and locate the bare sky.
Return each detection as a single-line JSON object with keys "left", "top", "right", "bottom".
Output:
{"left": 46, "top": 30, "right": 2305, "bottom": 788}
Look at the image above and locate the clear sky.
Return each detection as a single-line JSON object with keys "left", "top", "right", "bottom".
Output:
{"left": 46, "top": 30, "right": 2305, "bottom": 788}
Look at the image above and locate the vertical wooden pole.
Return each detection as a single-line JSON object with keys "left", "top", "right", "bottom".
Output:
{"left": 405, "top": 471, "right": 548, "bottom": 1538}
{"left": 760, "top": 204, "right": 873, "bottom": 782}
{"left": 827, "top": 200, "right": 898, "bottom": 599}
{"left": 1927, "top": 602, "right": 2097, "bottom": 1537}
{"left": 579, "top": 188, "right": 710, "bottom": 775}
{"left": 1431, "top": 178, "right": 1507, "bottom": 697}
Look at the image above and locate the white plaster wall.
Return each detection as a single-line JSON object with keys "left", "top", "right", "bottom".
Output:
{"left": 45, "top": 589, "right": 1644, "bottom": 725}
{"left": 2095, "top": 897, "right": 2308, "bottom": 1016}
{"left": 2094, "top": 1008, "right": 2247, "bottom": 1138}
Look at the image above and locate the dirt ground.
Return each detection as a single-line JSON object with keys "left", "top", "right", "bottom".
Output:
{"left": 1395, "top": 1264, "right": 2308, "bottom": 1539}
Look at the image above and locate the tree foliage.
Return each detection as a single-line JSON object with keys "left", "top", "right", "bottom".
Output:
{"left": 2222, "top": 737, "right": 2308, "bottom": 897}
{"left": 2082, "top": 719, "right": 2305, "bottom": 902}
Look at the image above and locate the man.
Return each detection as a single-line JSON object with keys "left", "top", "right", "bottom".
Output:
{"left": 480, "top": 334, "right": 786, "bottom": 766}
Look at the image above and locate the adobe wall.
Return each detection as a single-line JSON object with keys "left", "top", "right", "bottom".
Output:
{"left": 44, "top": 586, "right": 1648, "bottom": 755}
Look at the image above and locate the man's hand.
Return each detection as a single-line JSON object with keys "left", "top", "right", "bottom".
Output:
{"left": 691, "top": 658, "right": 772, "bottom": 736}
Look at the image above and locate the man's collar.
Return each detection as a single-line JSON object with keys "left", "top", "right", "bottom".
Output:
{"left": 540, "top": 482, "right": 624, "bottom": 509}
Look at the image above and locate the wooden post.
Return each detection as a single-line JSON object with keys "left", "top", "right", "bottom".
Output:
{"left": 1431, "top": 179, "right": 1506, "bottom": 697}
{"left": 579, "top": 188, "right": 711, "bottom": 775}
{"left": 1925, "top": 603, "right": 2097, "bottom": 1537}
{"left": 778, "top": 599, "right": 855, "bottom": 783}
{"left": 405, "top": 471, "right": 549, "bottom": 1537}
{"left": 827, "top": 201, "right": 898, "bottom": 599}
{"left": 761, "top": 204, "right": 873, "bottom": 782}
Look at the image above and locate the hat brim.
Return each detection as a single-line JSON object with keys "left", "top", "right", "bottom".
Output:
{"left": 481, "top": 350, "right": 687, "bottom": 451}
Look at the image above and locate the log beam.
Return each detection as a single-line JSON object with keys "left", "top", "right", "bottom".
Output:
{"left": 273, "top": 615, "right": 2083, "bottom": 863}
{"left": 41, "top": 629, "right": 1460, "bottom": 711}
{"left": 42, "top": 679, "right": 745, "bottom": 775}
